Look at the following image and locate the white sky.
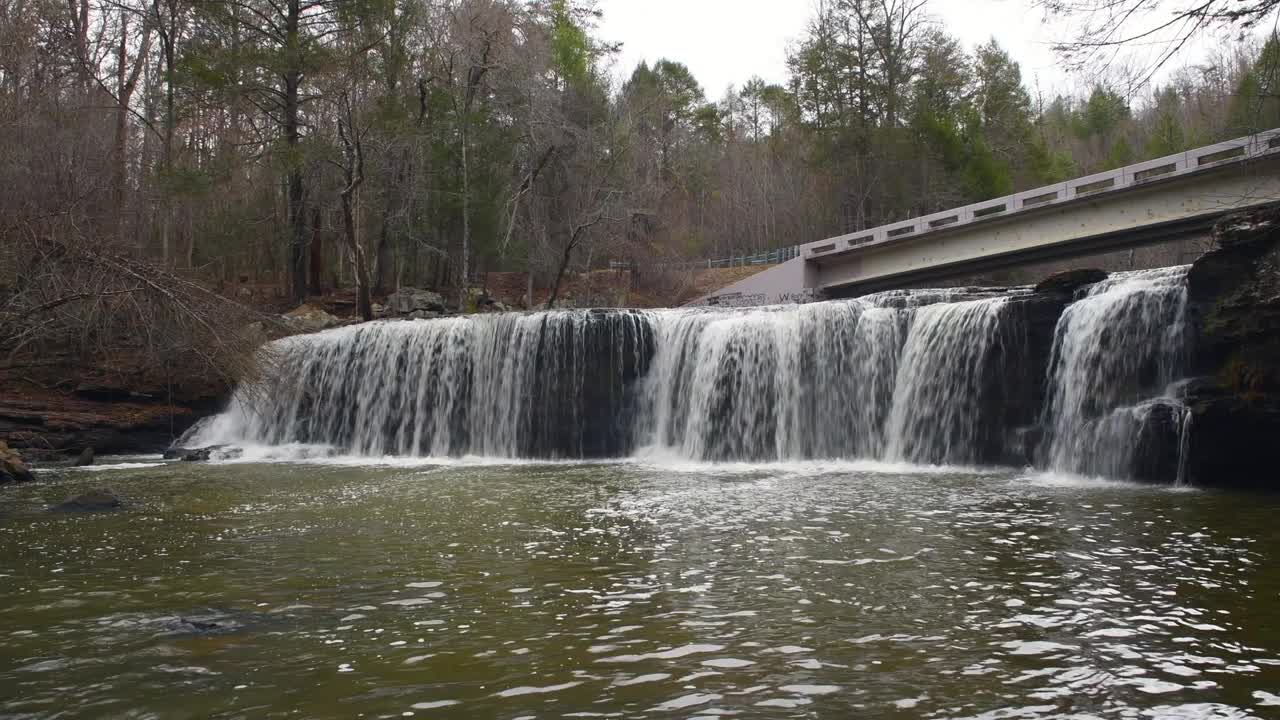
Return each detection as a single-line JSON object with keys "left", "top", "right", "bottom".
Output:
{"left": 596, "top": 0, "right": 1224, "bottom": 102}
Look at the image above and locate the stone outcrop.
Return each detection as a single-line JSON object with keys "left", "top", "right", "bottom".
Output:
{"left": 0, "top": 441, "right": 35, "bottom": 483}
{"left": 0, "top": 383, "right": 217, "bottom": 460}
{"left": 1033, "top": 268, "right": 1108, "bottom": 295}
{"left": 387, "top": 287, "right": 447, "bottom": 315}
{"left": 1183, "top": 205, "right": 1280, "bottom": 490}
{"left": 282, "top": 303, "right": 341, "bottom": 333}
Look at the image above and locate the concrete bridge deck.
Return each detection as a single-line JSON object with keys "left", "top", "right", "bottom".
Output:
{"left": 693, "top": 129, "right": 1280, "bottom": 306}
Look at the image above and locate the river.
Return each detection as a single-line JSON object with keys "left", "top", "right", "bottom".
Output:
{"left": 3, "top": 457, "right": 1279, "bottom": 718}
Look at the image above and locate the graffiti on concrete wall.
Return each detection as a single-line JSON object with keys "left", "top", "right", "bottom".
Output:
{"left": 700, "top": 288, "right": 821, "bottom": 308}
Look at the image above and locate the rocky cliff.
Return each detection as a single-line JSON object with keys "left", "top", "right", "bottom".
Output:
{"left": 0, "top": 377, "right": 222, "bottom": 460}
{"left": 1184, "top": 205, "right": 1280, "bottom": 490}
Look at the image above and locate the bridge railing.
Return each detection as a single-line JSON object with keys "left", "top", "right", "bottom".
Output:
{"left": 608, "top": 245, "right": 802, "bottom": 272}
{"left": 611, "top": 128, "right": 1280, "bottom": 275}
{"left": 803, "top": 127, "right": 1280, "bottom": 261}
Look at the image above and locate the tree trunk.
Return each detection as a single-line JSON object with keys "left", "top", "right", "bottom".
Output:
{"left": 284, "top": 0, "right": 307, "bottom": 305}
{"left": 309, "top": 206, "right": 323, "bottom": 293}
{"left": 113, "top": 11, "right": 131, "bottom": 245}
{"left": 338, "top": 107, "right": 371, "bottom": 322}
{"left": 158, "top": 1, "right": 177, "bottom": 266}
{"left": 525, "top": 243, "right": 535, "bottom": 309}
{"left": 341, "top": 192, "right": 373, "bottom": 321}
{"left": 375, "top": 220, "right": 393, "bottom": 295}
{"left": 459, "top": 118, "right": 471, "bottom": 308}
{"left": 546, "top": 240, "right": 575, "bottom": 310}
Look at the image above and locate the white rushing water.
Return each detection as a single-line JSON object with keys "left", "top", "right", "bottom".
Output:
{"left": 1039, "top": 266, "right": 1192, "bottom": 480}
{"left": 188, "top": 271, "right": 1194, "bottom": 481}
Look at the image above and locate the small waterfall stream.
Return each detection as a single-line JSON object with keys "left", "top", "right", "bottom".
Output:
{"left": 189, "top": 268, "right": 1195, "bottom": 481}
{"left": 1039, "top": 267, "right": 1192, "bottom": 480}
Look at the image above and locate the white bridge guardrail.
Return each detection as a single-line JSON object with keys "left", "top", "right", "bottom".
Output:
{"left": 610, "top": 128, "right": 1280, "bottom": 273}
{"left": 608, "top": 245, "right": 802, "bottom": 272}
{"left": 801, "top": 128, "right": 1280, "bottom": 260}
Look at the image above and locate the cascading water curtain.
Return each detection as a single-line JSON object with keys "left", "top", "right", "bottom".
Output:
{"left": 189, "top": 312, "right": 654, "bottom": 458}
{"left": 188, "top": 275, "right": 1194, "bottom": 481}
{"left": 1039, "top": 267, "right": 1192, "bottom": 479}
{"left": 635, "top": 292, "right": 1014, "bottom": 465}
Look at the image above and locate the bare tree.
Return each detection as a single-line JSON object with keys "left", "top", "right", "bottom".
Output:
{"left": 1039, "top": 0, "right": 1280, "bottom": 88}
{"left": 336, "top": 93, "right": 373, "bottom": 322}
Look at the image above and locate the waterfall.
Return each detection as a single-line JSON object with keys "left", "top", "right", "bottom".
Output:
{"left": 192, "top": 311, "right": 653, "bottom": 459}
{"left": 188, "top": 267, "right": 1199, "bottom": 482}
{"left": 635, "top": 300, "right": 901, "bottom": 462}
{"left": 634, "top": 290, "right": 1014, "bottom": 463}
{"left": 1039, "top": 267, "right": 1192, "bottom": 480}
{"left": 882, "top": 296, "right": 1013, "bottom": 465}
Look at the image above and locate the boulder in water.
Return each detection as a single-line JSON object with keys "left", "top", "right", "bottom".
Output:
{"left": 74, "top": 447, "right": 95, "bottom": 467}
{"left": 1034, "top": 268, "right": 1108, "bottom": 295}
{"left": 162, "top": 614, "right": 247, "bottom": 637}
{"left": 0, "top": 441, "right": 36, "bottom": 484}
{"left": 54, "top": 488, "right": 123, "bottom": 512}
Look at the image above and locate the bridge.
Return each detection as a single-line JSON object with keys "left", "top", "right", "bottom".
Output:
{"left": 692, "top": 129, "right": 1280, "bottom": 306}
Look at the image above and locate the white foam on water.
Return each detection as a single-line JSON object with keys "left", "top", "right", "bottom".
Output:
{"left": 648, "top": 694, "right": 721, "bottom": 711}
{"left": 701, "top": 658, "right": 755, "bottom": 668}
{"left": 610, "top": 673, "right": 671, "bottom": 687}
{"left": 779, "top": 685, "right": 841, "bottom": 696}
{"left": 597, "top": 644, "right": 725, "bottom": 663}
{"left": 410, "top": 700, "right": 460, "bottom": 710}
{"left": 493, "top": 681, "right": 582, "bottom": 698}
{"left": 55, "top": 462, "right": 166, "bottom": 472}
{"left": 1016, "top": 470, "right": 1191, "bottom": 492}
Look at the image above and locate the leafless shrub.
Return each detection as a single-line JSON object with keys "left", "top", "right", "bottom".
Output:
{"left": 0, "top": 215, "right": 277, "bottom": 398}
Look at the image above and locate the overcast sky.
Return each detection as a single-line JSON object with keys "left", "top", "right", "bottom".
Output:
{"left": 595, "top": 0, "right": 1220, "bottom": 101}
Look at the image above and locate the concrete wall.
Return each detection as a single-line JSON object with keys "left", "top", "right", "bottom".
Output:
{"left": 692, "top": 257, "right": 818, "bottom": 307}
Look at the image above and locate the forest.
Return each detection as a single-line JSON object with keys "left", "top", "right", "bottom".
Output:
{"left": 2, "top": 0, "right": 1279, "bottom": 327}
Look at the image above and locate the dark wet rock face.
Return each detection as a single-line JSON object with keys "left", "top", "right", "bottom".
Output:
{"left": 993, "top": 292, "right": 1077, "bottom": 465}
{"left": 1183, "top": 205, "right": 1280, "bottom": 489}
{"left": 162, "top": 445, "right": 236, "bottom": 462}
{"left": 1130, "top": 400, "right": 1186, "bottom": 485}
{"left": 1033, "top": 268, "right": 1108, "bottom": 295}
{"left": 53, "top": 488, "right": 123, "bottom": 512}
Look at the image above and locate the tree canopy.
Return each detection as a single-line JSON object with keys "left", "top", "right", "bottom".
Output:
{"left": 1, "top": 0, "right": 1275, "bottom": 317}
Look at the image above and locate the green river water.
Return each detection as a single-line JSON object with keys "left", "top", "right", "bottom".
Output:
{"left": 2, "top": 458, "right": 1279, "bottom": 719}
